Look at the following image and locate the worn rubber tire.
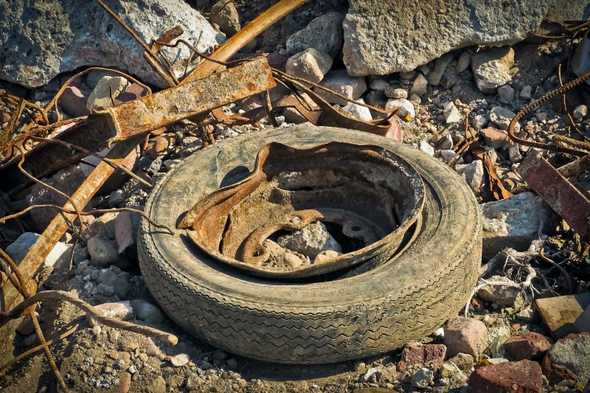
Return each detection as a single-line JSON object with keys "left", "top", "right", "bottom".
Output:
{"left": 138, "top": 125, "right": 482, "bottom": 364}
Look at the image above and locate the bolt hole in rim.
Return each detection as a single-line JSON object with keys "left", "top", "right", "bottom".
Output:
{"left": 178, "top": 142, "right": 425, "bottom": 279}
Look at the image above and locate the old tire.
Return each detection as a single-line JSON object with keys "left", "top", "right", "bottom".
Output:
{"left": 138, "top": 125, "right": 482, "bottom": 364}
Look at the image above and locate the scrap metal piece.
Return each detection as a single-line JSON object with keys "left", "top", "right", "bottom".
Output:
{"left": 0, "top": 58, "right": 275, "bottom": 184}
{"left": 179, "top": 142, "right": 424, "bottom": 278}
{"left": 518, "top": 151, "right": 590, "bottom": 241}
{"left": 96, "top": 57, "right": 275, "bottom": 143}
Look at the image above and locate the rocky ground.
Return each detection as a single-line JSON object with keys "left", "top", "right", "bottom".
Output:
{"left": 1, "top": 0, "right": 590, "bottom": 392}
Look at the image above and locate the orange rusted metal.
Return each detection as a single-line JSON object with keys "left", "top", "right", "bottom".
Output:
{"left": 95, "top": 57, "right": 275, "bottom": 143}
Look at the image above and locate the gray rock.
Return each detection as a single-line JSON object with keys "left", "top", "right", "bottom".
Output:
{"left": 489, "top": 106, "right": 516, "bottom": 130}
{"left": 456, "top": 160, "right": 484, "bottom": 192}
{"left": 411, "top": 368, "right": 434, "bottom": 389}
{"left": 545, "top": 333, "right": 590, "bottom": 386}
{"left": 385, "top": 98, "right": 415, "bottom": 120}
{"left": 87, "top": 235, "right": 119, "bottom": 266}
{"left": 481, "top": 192, "right": 558, "bottom": 259}
{"left": 341, "top": 0, "right": 571, "bottom": 77}
{"left": 27, "top": 163, "right": 88, "bottom": 231}
{"left": 410, "top": 73, "right": 428, "bottom": 96}
{"left": 519, "top": 85, "right": 533, "bottom": 100}
{"left": 210, "top": 0, "right": 240, "bottom": 36}
{"left": 342, "top": 99, "right": 373, "bottom": 122}
{"left": 286, "top": 12, "right": 344, "bottom": 58}
{"left": 472, "top": 47, "right": 516, "bottom": 93}
{"left": 428, "top": 53, "right": 454, "bottom": 87}
{"left": 456, "top": 51, "right": 471, "bottom": 73}
{"left": 508, "top": 144, "right": 523, "bottom": 163}
{"left": 131, "top": 300, "right": 166, "bottom": 324}
{"left": 443, "top": 101, "right": 462, "bottom": 124}
{"left": 384, "top": 87, "right": 408, "bottom": 99}
{"left": 285, "top": 48, "right": 333, "bottom": 83}
{"left": 7, "top": 232, "right": 70, "bottom": 267}
{"left": 497, "top": 85, "right": 515, "bottom": 104}
{"left": 114, "top": 211, "right": 139, "bottom": 254}
{"left": 60, "top": 86, "right": 88, "bottom": 117}
{"left": 277, "top": 221, "right": 342, "bottom": 260}
{"left": 439, "top": 149, "right": 457, "bottom": 163}
{"left": 472, "top": 114, "right": 489, "bottom": 130}
{"left": 438, "top": 134, "right": 454, "bottom": 150}
{"left": 317, "top": 69, "right": 367, "bottom": 105}
{"left": 98, "top": 267, "right": 130, "bottom": 298}
{"left": 0, "top": 0, "right": 223, "bottom": 88}
{"left": 87, "top": 76, "right": 128, "bottom": 112}
{"left": 369, "top": 78, "right": 389, "bottom": 91}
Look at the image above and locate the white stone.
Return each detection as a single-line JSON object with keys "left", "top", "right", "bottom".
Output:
{"left": 385, "top": 98, "right": 415, "bottom": 121}
{"left": 438, "top": 134, "right": 454, "bottom": 150}
{"left": 342, "top": 99, "right": 373, "bottom": 122}
{"left": 573, "top": 105, "right": 588, "bottom": 121}
{"left": 169, "top": 353, "right": 190, "bottom": 367}
{"left": 317, "top": 69, "right": 367, "bottom": 105}
{"left": 456, "top": 160, "right": 484, "bottom": 192}
{"left": 385, "top": 87, "right": 408, "bottom": 99}
{"left": 132, "top": 300, "right": 166, "bottom": 324}
{"left": 472, "top": 48, "right": 516, "bottom": 93}
{"left": 419, "top": 140, "right": 435, "bottom": 157}
{"left": 95, "top": 301, "right": 134, "bottom": 320}
{"left": 277, "top": 221, "right": 342, "bottom": 259}
{"left": 489, "top": 106, "right": 516, "bottom": 130}
{"left": 443, "top": 101, "right": 462, "bottom": 124}
{"left": 285, "top": 48, "right": 333, "bottom": 83}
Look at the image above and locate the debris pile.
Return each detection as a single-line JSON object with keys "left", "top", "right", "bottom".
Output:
{"left": 0, "top": 0, "right": 589, "bottom": 392}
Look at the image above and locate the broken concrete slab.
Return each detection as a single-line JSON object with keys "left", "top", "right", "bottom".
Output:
{"left": 341, "top": 0, "right": 580, "bottom": 76}
{"left": 481, "top": 192, "right": 558, "bottom": 260}
{"left": 0, "top": 0, "right": 224, "bottom": 88}
{"left": 536, "top": 293, "right": 590, "bottom": 338}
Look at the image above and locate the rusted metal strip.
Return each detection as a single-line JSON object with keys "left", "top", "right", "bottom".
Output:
{"left": 518, "top": 151, "right": 590, "bottom": 241}
{"left": 0, "top": 58, "right": 275, "bottom": 185}
{"left": 182, "top": 0, "right": 308, "bottom": 83}
{"left": 99, "top": 57, "right": 275, "bottom": 142}
{"left": 1, "top": 140, "right": 138, "bottom": 314}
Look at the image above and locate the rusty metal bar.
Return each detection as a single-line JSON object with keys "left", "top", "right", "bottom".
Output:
{"left": 518, "top": 151, "right": 590, "bottom": 241}
{"left": 1, "top": 140, "right": 138, "bottom": 314}
{"left": 0, "top": 58, "right": 275, "bottom": 186}
{"left": 100, "top": 57, "right": 275, "bottom": 142}
{"left": 182, "top": 0, "right": 308, "bottom": 83}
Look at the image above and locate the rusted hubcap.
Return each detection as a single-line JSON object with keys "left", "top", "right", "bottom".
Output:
{"left": 179, "top": 142, "right": 425, "bottom": 278}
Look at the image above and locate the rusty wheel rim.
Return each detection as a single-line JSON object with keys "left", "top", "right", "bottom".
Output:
{"left": 179, "top": 142, "right": 425, "bottom": 279}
